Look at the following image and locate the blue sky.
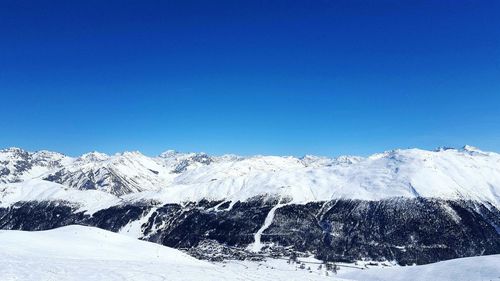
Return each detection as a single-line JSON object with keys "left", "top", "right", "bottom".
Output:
{"left": 1, "top": 0, "right": 499, "bottom": 157}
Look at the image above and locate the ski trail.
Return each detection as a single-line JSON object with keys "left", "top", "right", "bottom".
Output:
{"left": 249, "top": 201, "right": 287, "bottom": 252}
{"left": 119, "top": 207, "right": 157, "bottom": 238}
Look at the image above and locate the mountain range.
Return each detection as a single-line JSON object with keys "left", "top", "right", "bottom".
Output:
{"left": 0, "top": 145, "right": 499, "bottom": 265}
{"left": 1, "top": 145, "right": 498, "bottom": 204}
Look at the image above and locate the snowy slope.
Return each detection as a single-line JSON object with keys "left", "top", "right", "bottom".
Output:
{"left": 42, "top": 151, "right": 174, "bottom": 195}
{"left": 0, "top": 179, "right": 120, "bottom": 213}
{"left": 0, "top": 225, "right": 201, "bottom": 264}
{"left": 0, "top": 148, "right": 217, "bottom": 196}
{"left": 1, "top": 146, "right": 500, "bottom": 207}
{"left": 338, "top": 255, "right": 500, "bottom": 281}
{"left": 0, "top": 148, "right": 70, "bottom": 183}
{"left": 0, "top": 225, "right": 342, "bottom": 281}
{"left": 129, "top": 146, "right": 500, "bottom": 205}
{"left": 0, "top": 225, "right": 498, "bottom": 281}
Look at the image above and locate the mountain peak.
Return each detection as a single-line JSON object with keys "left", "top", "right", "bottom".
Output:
{"left": 1, "top": 147, "right": 27, "bottom": 154}
{"left": 434, "top": 146, "right": 455, "bottom": 152}
{"left": 119, "top": 151, "right": 145, "bottom": 157}
{"left": 159, "top": 150, "right": 178, "bottom": 158}
{"left": 462, "top": 145, "right": 482, "bottom": 153}
{"left": 78, "top": 151, "right": 109, "bottom": 162}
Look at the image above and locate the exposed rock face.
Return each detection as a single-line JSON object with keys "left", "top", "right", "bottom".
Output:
{"left": 41, "top": 152, "right": 170, "bottom": 195}
{"left": 0, "top": 148, "right": 68, "bottom": 184}
{"left": 43, "top": 167, "right": 147, "bottom": 196}
{"left": 1, "top": 198, "right": 498, "bottom": 265}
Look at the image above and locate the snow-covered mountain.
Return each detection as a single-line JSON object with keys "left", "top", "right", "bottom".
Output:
{"left": 43, "top": 151, "right": 172, "bottom": 196}
{"left": 0, "top": 148, "right": 217, "bottom": 196}
{"left": 1, "top": 146, "right": 499, "bottom": 266}
{"left": 1, "top": 146, "right": 499, "bottom": 206}
{"left": 0, "top": 147, "right": 70, "bottom": 184}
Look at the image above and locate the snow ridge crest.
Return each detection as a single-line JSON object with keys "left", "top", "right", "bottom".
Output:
{"left": 0, "top": 146, "right": 499, "bottom": 207}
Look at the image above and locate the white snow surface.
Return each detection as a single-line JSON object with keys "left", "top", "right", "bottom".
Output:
{"left": 249, "top": 200, "right": 290, "bottom": 252}
{"left": 338, "top": 255, "right": 500, "bottom": 281}
{"left": 0, "top": 225, "right": 498, "bottom": 281}
{"left": 0, "top": 180, "right": 120, "bottom": 213}
{"left": 1, "top": 146, "right": 500, "bottom": 208}
{"left": 45, "top": 151, "right": 176, "bottom": 195}
{"left": 0, "top": 148, "right": 71, "bottom": 183}
{"left": 0, "top": 225, "right": 344, "bottom": 281}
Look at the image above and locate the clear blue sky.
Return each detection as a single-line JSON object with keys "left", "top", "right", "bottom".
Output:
{"left": 1, "top": 0, "right": 499, "bottom": 157}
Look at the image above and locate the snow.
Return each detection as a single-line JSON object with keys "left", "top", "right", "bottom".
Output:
{"left": 249, "top": 201, "right": 290, "bottom": 252}
{"left": 55, "top": 150, "right": 176, "bottom": 194}
{"left": 0, "top": 225, "right": 498, "bottom": 281}
{"left": 0, "top": 225, "right": 199, "bottom": 264}
{"left": 118, "top": 207, "right": 157, "bottom": 238}
{"left": 1, "top": 146, "right": 500, "bottom": 210}
{"left": 0, "top": 147, "right": 70, "bottom": 183}
{"left": 338, "top": 255, "right": 500, "bottom": 281}
{"left": 129, "top": 147, "right": 500, "bottom": 206}
{"left": 0, "top": 225, "right": 345, "bottom": 281}
{"left": 0, "top": 179, "right": 120, "bottom": 214}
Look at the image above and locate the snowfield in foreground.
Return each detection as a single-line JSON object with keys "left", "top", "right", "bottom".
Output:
{"left": 340, "top": 255, "right": 500, "bottom": 281}
{"left": 0, "top": 225, "right": 340, "bottom": 281}
{"left": 1, "top": 226, "right": 499, "bottom": 281}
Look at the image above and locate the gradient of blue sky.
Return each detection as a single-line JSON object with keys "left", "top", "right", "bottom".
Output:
{"left": 1, "top": 0, "right": 499, "bottom": 157}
